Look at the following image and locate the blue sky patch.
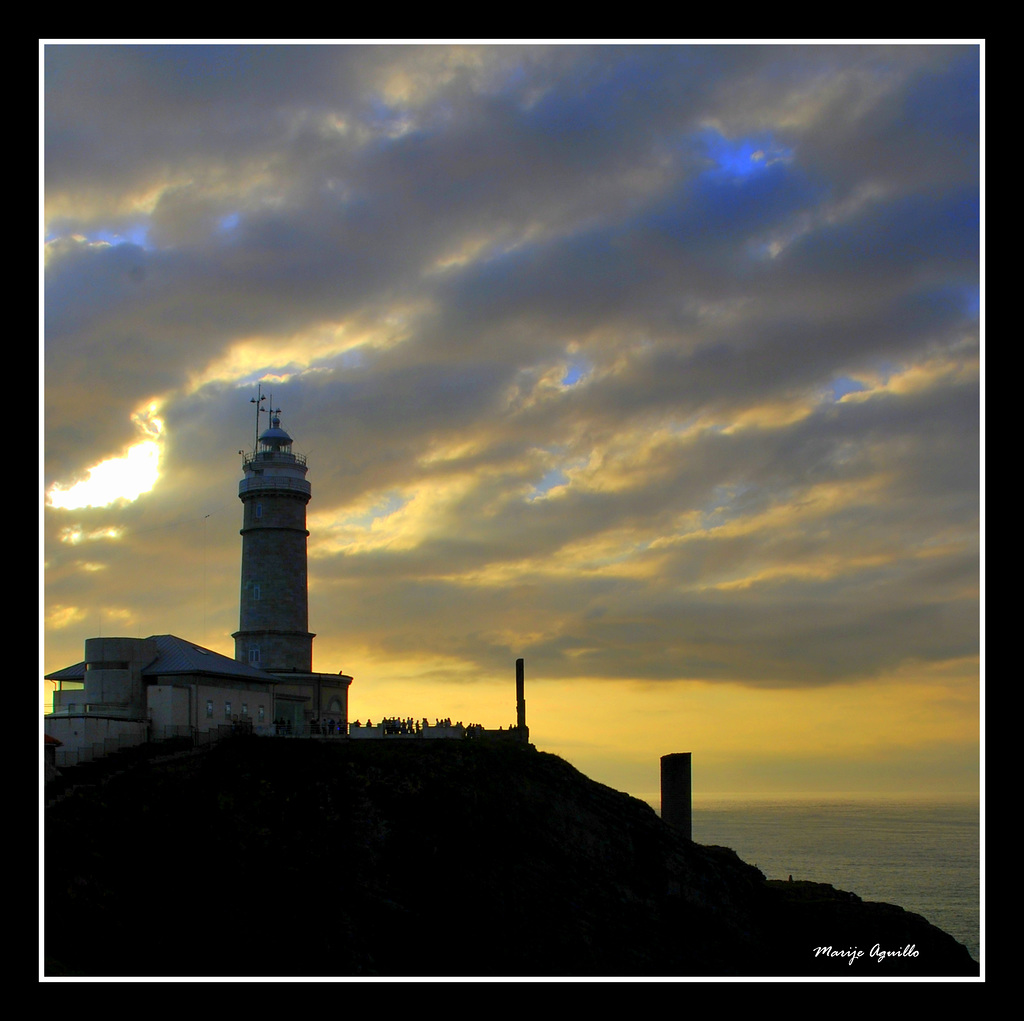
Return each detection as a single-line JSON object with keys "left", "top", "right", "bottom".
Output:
{"left": 700, "top": 482, "right": 752, "bottom": 528}
{"left": 362, "top": 95, "right": 416, "bottom": 138}
{"left": 561, "top": 360, "right": 589, "bottom": 386}
{"left": 218, "top": 212, "right": 241, "bottom": 233}
{"left": 696, "top": 126, "right": 793, "bottom": 180}
{"left": 529, "top": 467, "right": 569, "bottom": 500}
{"left": 88, "top": 223, "right": 151, "bottom": 248}
{"left": 966, "top": 285, "right": 980, "bottom": 318}
{"left": 348, "top": 491, "right": 408, "bottom": 529}
{"left": 644, "top": 135, "right": 816, "bottom": 251}
{"left": 829, "top": 376, "right": 868, "bottom": 401}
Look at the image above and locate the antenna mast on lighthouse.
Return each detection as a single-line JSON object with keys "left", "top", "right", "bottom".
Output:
{"left": 249, "top": 383, "right": 267, "bottom": 456}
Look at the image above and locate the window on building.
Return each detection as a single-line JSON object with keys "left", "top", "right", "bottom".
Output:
{"left": 255, "top": 503, "right": 263, "bottom": 519}
{"left": 258, "top": 705, "right": 265, "bottom": 723}
{"left": 249, "top": 647, "right": 260, "bottom": 665}
{"left": 253, "top": 584, "right": 261, "bottom": 601}
{"left": 206, "top": 699, "right": 214, "bottom": 718}
{"left": 241, "top": 703, "right": 248, "bottom": 716}
{"left": 225, "top": 701, "right": 232, "bottom": 719}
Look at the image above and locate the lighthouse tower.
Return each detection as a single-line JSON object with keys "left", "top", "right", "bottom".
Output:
{"left": 233, "top": 401, "right": 315, "bottom": 673}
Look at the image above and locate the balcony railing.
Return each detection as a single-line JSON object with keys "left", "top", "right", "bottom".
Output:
{"left": 47, "top": 702, "right": 147, "bottom": 719}
{"left": 238, "top": 476, "right": 311, "bottom": 496}
{"left": 242, "top": 450, "right": 307, "bottom": 472}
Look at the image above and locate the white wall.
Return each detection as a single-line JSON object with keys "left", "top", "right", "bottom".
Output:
{"left": 44, "top": 715, "right": 149, "bottom": 766}
{"left": 195, "top": 682, "right": 272, "bottom": 733}
{"left": 148, "top": 685, "right": 189, "bottom": 725}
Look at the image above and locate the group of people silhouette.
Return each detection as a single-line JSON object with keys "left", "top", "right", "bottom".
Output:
{"left": 275, "top": 717, "right": 344, "bottom": 736}
{"left": 348, "top": 716, "right": 484, "bottom": 734}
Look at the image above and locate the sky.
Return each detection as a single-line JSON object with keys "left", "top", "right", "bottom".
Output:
{"left": 42, "top": 42, "right": 981, "bottom": 805}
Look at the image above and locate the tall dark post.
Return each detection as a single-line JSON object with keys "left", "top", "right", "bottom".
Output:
{"left": 515, "top": 657, "right": 528, "bottom": 743}
{"left": 661, "top": 752, "right": 692, "bottom": 840}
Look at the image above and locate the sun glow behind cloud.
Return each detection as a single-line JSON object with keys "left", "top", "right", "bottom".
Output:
{"left": 46, "top": 403, "right": 164, "bottom": 510}
{"left": 57, "top": 525, "right": 124, "bottom": 545}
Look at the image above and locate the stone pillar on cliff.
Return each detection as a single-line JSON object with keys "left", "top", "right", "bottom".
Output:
{"left": 661, "top": 752, "right": 692, "bottom": 840}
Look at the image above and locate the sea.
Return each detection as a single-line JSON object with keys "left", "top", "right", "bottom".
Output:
{"left": 689, "top": 795, "right": 981, "bottom": 966}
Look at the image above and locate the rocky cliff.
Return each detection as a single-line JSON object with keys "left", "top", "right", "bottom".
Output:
{"left": 43, "top": 737, "right": 979, "bottom": 977}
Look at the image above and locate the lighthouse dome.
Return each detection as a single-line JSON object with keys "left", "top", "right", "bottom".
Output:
{"left": 258, "top": 414, "right": 293, "bottom": 450}
{"left": 259, "top": 424, "right": 293, "bottom": 444}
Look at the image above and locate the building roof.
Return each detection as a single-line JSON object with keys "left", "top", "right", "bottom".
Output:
{"left": 44, "top": 635, "right": 275, "bottom": 685}
{"left": 44, "top": 661, "right": 87, "bottom": 682}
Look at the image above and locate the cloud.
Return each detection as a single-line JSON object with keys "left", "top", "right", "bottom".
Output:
{"left": 43, "top": 43, "right": 981, "bottom": 794}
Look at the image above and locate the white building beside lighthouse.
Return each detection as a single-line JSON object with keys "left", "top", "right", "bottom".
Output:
{"left": 44, "top": 393, "right": 352, "bottom": 760}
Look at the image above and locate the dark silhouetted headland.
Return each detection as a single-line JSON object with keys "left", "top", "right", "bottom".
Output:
{"left": 44, "top": 737, "right": 979, "bottom": 977}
